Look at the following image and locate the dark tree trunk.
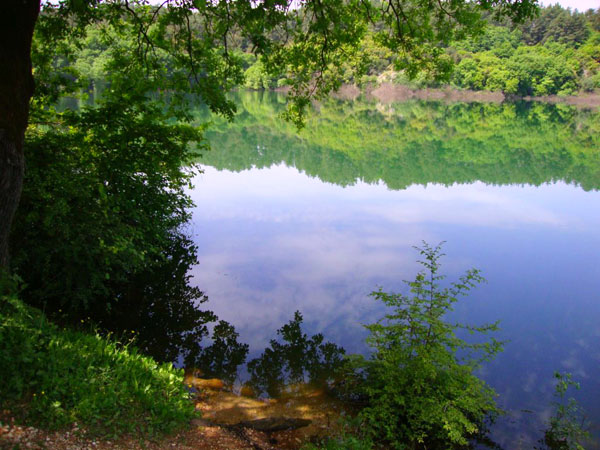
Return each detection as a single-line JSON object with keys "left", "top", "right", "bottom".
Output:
{"left": 0, "top": 0, "right": 40, "bottom": 269}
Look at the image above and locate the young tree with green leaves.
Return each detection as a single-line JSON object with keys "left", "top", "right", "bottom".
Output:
{"left": 345, "top": 243, "right": 503, "bottom": 448}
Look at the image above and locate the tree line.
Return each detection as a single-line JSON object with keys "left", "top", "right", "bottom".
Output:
{"left": 241, "top": 5, "right": 600, "bottom": 95}
{"left": 64, "top": 4, "right": 600, "bottom": 97}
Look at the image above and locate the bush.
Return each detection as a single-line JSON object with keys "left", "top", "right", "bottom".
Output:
{"left": 0, "top": 294, "right": 195, "bottom": 436}
{"left": 346, "top": 243, "right": 503, "bottom": 448}
{"left": 244, "top": 60, "right": 276, "bottom": 89}
{"left": 13, "top": 96, "right": 218, "bottom": 365}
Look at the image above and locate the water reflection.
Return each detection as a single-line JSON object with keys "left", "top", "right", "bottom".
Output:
{"left": 189, "top": 94, "right": 600, "bottom": 447}
{"left": 246, "top": 311, "right": 345, "bottom": 398}
{"left": 196, "top": 91, "right": 600, "bottom": 191}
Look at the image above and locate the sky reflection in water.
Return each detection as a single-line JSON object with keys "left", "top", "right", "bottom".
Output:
{"left": 188, "top": 99, "right": 600, "bottom": 447}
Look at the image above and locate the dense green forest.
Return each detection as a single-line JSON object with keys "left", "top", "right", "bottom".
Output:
{"left": 242, "top": 5, "right": 600, "bottom": 96}
{"left": 67, "top": 5, "right": 600, "bottom": 99}
{"left": 448, "top": 5, "right": 600, "bottom": 95}
{"left": 198, "top": 91, "right": 600, "bottom": 191}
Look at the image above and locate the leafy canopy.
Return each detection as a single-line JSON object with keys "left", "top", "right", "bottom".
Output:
{"left": 38, "top": 0, "right": 538, "bottom": 126}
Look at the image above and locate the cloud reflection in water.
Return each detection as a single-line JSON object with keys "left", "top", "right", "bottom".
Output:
{"left": 188, "top": 163, "right": 600, "bottom": 447}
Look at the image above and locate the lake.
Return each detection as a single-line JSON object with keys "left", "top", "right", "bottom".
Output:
{"left": 188, "top": 91, "right": 600, "bottom": 448}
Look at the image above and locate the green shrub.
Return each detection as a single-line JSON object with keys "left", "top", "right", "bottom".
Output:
{"left": 346, "top": 243, "right": 503, "bottom": 448}
{"left": 13, "top": 96, "right": 217, "bottom": 365}
{"left": 244, "top": 60, "right": 275, "bottom": 89}
{"left": 0, "top": 294, "right": 195, "bottom": 436}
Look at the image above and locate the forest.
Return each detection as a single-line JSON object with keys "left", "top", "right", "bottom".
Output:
{"left": 66, "top": 4, "right": 600, "bottom": 98}
{"left": 0, "top": 0, "right": 596, "bottom": 448}
{"left": 243, "top": 5, "right": 600, "bottom": 96}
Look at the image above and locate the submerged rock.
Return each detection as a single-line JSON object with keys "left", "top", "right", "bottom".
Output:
{"left": 240, "top": 384, "right": 256, "bottom": 398}
{"left": 184, "top": 369, "right": 227, "bottom": 391}
{"left": 234, "top": 417, "right": 312, "bottom": 432}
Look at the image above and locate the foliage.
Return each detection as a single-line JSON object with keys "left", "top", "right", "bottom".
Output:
{"left": 519, "top": 5, "right": 590, "bottom": 47}
{"left": 32, "top": 0, "right": 539, "bottom": 128}
{"left": 586, "top": 9, "right": 600, "bottom": 32}
{"left": 538, "top": 372, "right": 591, "bottom": 450}
{"left": 245, "top": 59, "right": 277, "bottom": 90}
{"left": 12, "top": 92, "right": 222, "bottom": 364}
{"left": 247, "top": 311, "right": 346, "bottom": 397}
{"left": 450, "top": 6, "right": 600, "bottom": 95}
{"left": 343, "top": 243, "right": 502, "bottom": 448}
{"left": 211, "top": 4, "right": 600, "bottom": 98}
{"left": 302, "top": 417, "right": 374, "bottom": 450}
{"left": 0, "top": 293, "right": 195, "bottom": 435}
{"left": 452, "top": 44, "right": 582, "bottom": 95}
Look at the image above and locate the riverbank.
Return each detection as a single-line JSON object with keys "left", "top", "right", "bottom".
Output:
{"left": 369, "top": 84, "right": 600, "bottom": 108}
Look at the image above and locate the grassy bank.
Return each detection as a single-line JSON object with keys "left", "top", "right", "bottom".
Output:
{"left": 0, "top": 292, "right": 196, "bottom": 438}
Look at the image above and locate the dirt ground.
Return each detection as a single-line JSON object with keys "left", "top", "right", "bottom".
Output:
{"left": 0, "top": 386, "right": 348, "bottom": 449}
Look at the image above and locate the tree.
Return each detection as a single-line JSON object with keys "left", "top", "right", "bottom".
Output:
{"left": 0, "top": 0, "right": 538, "bottom": 270}
{"left": 0, "top": 1, "right": 40, "bottom": 269}
{"left": 585, "top": 8, "right": 600, "bottom": 32}
{"left": 520, "top": 5, "right": 589, "bottom": 47}
{"left": 345, "top": 243, "right": 503, "bottom": 447}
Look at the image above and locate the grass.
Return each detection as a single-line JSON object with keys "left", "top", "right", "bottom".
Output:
{"left": 0, "top": 293, "right": 196, "bottom": 437}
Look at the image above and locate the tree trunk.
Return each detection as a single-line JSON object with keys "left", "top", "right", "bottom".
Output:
{"left": 0, "top": 0, "right": 40, "bottom": 269}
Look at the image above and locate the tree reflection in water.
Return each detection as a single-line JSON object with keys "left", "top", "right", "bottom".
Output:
{"left": 246, "top": 311, "right": 345, "bottom": 398}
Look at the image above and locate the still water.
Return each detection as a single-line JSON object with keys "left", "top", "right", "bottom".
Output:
{"left": 189, "top": 91, "right": 600, "bottom": 447}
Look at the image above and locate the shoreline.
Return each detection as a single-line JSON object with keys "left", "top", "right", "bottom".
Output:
{"left": 275, "top": 83, "right": 600, "bottom": 108}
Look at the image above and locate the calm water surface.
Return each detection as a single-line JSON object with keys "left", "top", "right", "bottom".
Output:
{"left": 189, "top": 92, "right": 600, "bottom": 447}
